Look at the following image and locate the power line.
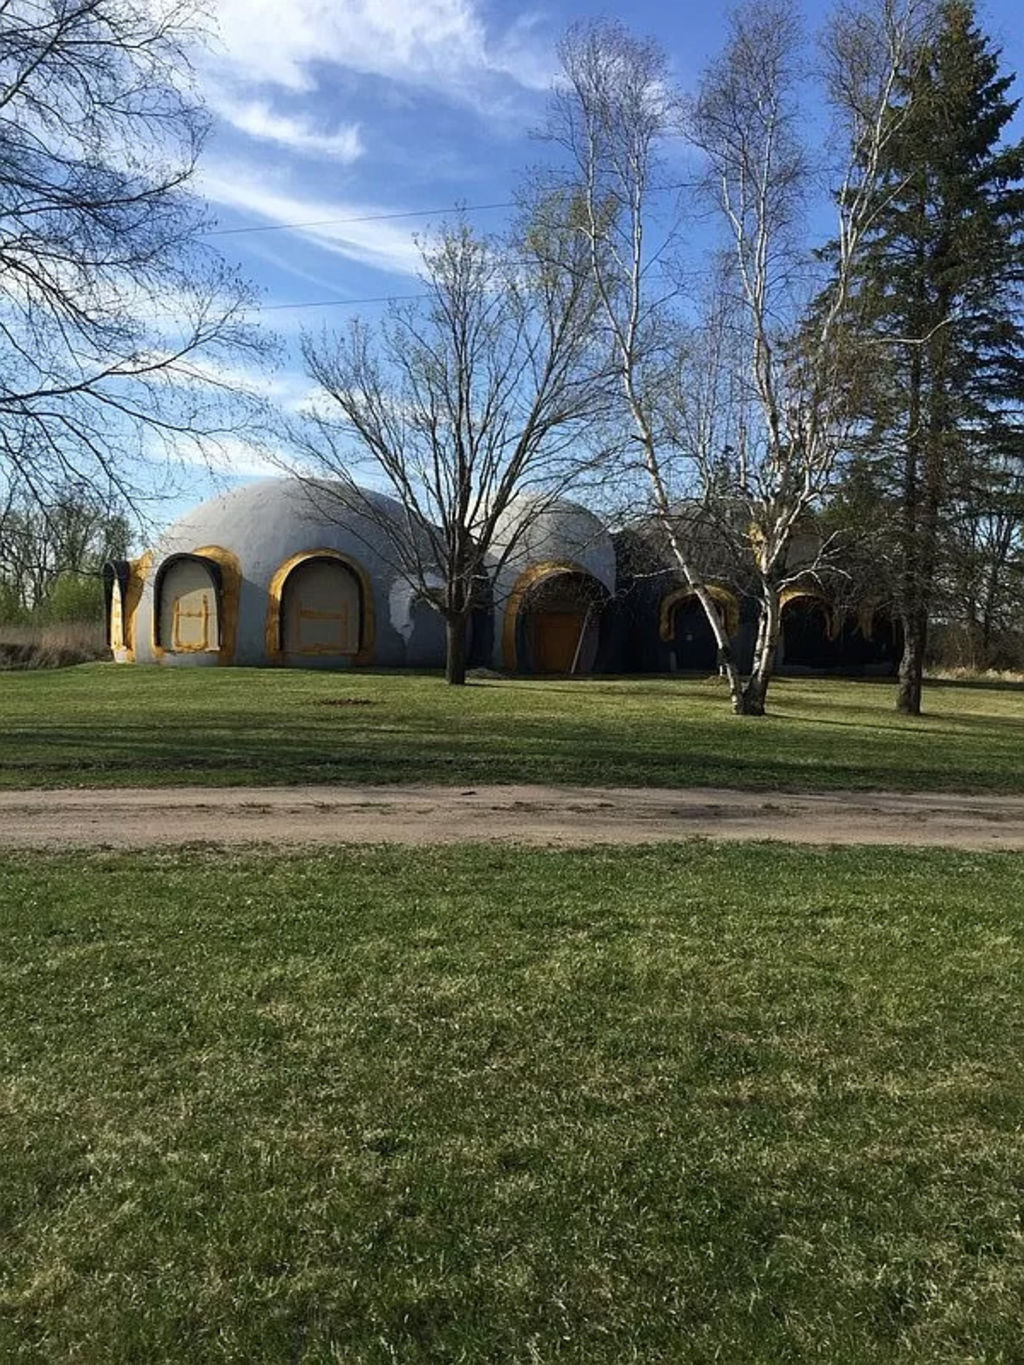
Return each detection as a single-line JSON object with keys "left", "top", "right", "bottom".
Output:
{"left": 258, "top": 292, "right": 428, "bottom": 313}
{"left": 205, "top": 200, "right": 516, "bottom": 238}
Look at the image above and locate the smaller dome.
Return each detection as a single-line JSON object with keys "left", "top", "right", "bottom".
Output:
{"left": 490, "top": 493, "right": 616, "bottom": 593}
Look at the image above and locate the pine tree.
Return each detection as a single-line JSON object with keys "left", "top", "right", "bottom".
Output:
{"left": 846, "top": 0, "right": 1024, "bottom": 713}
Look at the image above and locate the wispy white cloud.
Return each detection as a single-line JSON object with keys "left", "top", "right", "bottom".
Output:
{"left": 199, "top": 163, "right": 425, "bottom": 275}
{"left": 185, "top": 434, "right": 286, "bottom": 478}
{"left": 211, "top": 97, "right": 364, "bottom": 162}
{"left": 208, "top": 0, "right": 553, "bottom": 106}
{"left": 141, "top": 349, "right": 303, "bottom": 401}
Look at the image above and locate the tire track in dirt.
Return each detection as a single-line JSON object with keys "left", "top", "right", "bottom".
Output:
{"left": 1, "top": 784, "right": 1023, "bottom": 850}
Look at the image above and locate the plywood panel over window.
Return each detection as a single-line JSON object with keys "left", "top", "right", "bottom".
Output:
{"left": 158, "top": 558, "right": 220, "bottom": 653}
{"left": 282, "top": 558, "right": 361, "bottom": 655}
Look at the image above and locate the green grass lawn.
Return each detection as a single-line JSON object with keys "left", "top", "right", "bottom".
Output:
{"left": 2, "top": 842, "right": 1024, "bottom": 1361}
{"left": 1, "top": 663, "right": 1023, "bottom": 792}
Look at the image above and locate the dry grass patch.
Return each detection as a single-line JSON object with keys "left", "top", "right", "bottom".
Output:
{"left": 0, "top": 622, "right": 108, "bottom": 670}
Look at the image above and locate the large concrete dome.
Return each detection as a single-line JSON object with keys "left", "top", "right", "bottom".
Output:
{"left": 489, "top": 495, "right": 617, "bottom": 673}
{"left": 112, "top": 478, "right": 445, "bottom": 669}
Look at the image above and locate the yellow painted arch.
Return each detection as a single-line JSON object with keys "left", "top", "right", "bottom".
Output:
{"left": 856, "top": 603, "right": 899, "bottom": 640}
{"left": 194, "top": 545, "right": 241, "bottom": 665}
{"left": 501, "top": 560, "right": 603, "bottom": 673}
{"left": 659, "top": 584, "right": 740, "bottom": 642}
{"left": 264, "top": 548, "right": 375, "bottom": 665}
{"left": 780, "top": 587, "right": 838, "bottom": 641}
{"left": 116, "top": 550, "right": 152, "bottom": 663}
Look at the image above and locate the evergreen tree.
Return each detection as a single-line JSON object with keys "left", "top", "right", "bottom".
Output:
{"left": 845, "top": 0, "right": 1024, "bottom": 712}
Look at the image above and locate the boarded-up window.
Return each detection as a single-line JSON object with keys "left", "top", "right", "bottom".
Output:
{"left": 158, "top": 557, "right": 220, "bottom": 653}
{"left": 281, "top": 558, "right": 361, "bottom": 655}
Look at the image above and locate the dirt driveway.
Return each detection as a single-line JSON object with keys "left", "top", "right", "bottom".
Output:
{"left": 1, "top": 784, "right": 1023, "bottom": 850}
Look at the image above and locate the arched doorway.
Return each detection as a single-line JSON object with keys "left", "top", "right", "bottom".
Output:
{"left": 780, "top": 594, "right": 834, "bottom": 669}
{"left": 279, "top": 556, "right": 362, "bottom": 659}
{"left": 109, "top": 577, "right": 125, "bottom": 651}
{"left": 659, "top": 587, "right": 739, "bottom": 672}
{"left": 103, "top": 560, "right": 130, "bottom": 652}
{"left": 155, "top": 555, "right": 221, "bottom": 655}
{"left": 517, "top": 570, "right": 606, "bottom": 674}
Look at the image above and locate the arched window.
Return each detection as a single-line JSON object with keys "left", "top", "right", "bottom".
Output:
{"left": 155, "top": 555, "right": 222, "bottom": 653}
{"left": 280, "top": 556, "right": 362, "bottom": 656}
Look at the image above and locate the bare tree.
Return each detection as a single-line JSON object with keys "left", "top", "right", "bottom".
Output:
{"left": 0, "top": 0, "right": 266, "bottom": 518}
{"left": 296, "top": 213, "right": 611, "bottom": 685}
{"left": 543, "top": 21, "right": 750, "bottom": 713}
{"left": 0, "top": 477, "right": 129, "bottom": 616}
{"left": 688, "top": 0, "right": 933, "bottom": 713}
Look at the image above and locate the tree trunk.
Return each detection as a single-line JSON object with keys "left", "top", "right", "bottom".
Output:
{"left": 899, "top": 365, "right": 947, "bottom": 714}
{"left": 740, "top": 585, "right": 781, "bottom": 716}
{"left": 897, "top": 608, "right": 927, "bottom": 714}
{"left": 718, "top": 641, "right": 745, "bottom": 716}
{"left": 687, "top": 581, "right": 744, "bottom": 714}
{"left": 619, "top": 375, "right": 745, "bottom": 714}
{"left": 444, "top": 612, "right": 469, "bottom": 686}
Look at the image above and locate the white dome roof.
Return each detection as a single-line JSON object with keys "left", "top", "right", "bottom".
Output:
{"left": 490, "top": 493, "right": 616, "bottom": 592}
{"left": 152, "top": 478, "right": 412, "bottom": 573}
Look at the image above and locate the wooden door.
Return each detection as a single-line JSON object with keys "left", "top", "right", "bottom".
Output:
{"left": 533, "top": 611, "right": 583, "bottom": 672}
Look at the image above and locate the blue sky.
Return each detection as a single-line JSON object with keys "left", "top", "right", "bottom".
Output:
{"left": 178, "top": 0, "right": 1024, "bottom": 501}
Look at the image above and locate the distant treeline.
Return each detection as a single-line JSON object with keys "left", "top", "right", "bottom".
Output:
{"left": 0, "top": 486, "right": 129, "bottom": 628}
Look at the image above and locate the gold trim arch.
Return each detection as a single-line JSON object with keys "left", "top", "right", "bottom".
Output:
{"left": 779, "top": 587, "right": 838, "bottom": 641}
{"left": 659, "top": 584, "right": 740, "bottom": 642}
{"left": 265, "top": 548, "right": 375, "bottom": 665}
{"left": 194, "top": 545, "right": 241, "bottom": 665}
{"left": 116, "top": 551, "right": 152, "bottom": 662}
{"left": 501, "top": 559, "right": 602, "bottom": 673}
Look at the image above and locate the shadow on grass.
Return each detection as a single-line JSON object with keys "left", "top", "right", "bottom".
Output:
{"left": 2, "top": 665, "right": 1022, "bottom": 794}
{"left": 1, "top": 712, "right": 1012, "bottom": 794}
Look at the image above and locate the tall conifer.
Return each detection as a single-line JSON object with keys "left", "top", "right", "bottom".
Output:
{"left": 846, "top": 0, "right": 1024, "bottom": 712}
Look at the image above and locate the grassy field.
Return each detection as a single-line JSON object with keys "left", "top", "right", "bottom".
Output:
{"left": 1, "top": 663, "right": 1023, "bottom": 792}
{"left": 2, "top": 842, "right": 1024, "bottom": 1361}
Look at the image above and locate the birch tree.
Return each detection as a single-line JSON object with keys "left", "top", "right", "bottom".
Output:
{"left": 689, "top": 0, "right": 934, "bottom": 713}
{"left": 545, "top": 22, "right": 749, "bottom": 713}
